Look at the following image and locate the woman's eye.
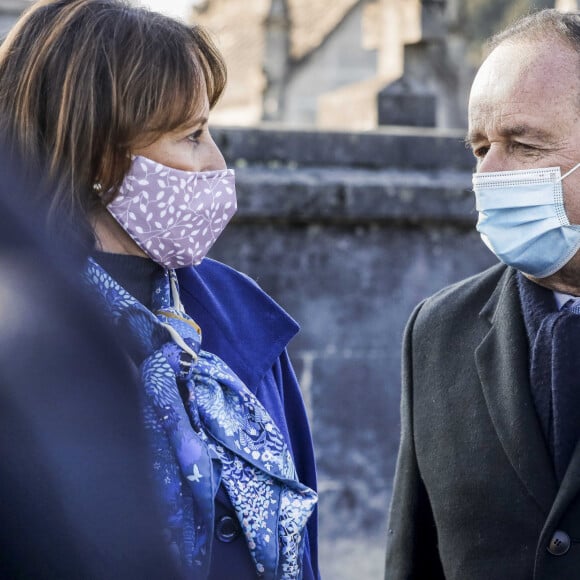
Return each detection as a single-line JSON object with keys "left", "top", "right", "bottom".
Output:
{"left": 186, "top": 129, "right": 203, "bottom": 144}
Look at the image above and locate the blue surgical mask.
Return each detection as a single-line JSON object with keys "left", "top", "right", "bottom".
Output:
{"left": 473, "top": 163, "right": 580, "bottom": 278}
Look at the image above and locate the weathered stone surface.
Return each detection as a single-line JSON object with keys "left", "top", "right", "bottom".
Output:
{"left": 556, "top": 0, "right": 580, "bottom": 10}
{"left": 0, "top": 0, "right": 32, "bottom": 37}
{"left": 212, "top": 126, "right": 473, "bottom": 170}
{"left": 378, "top": 88, "right": 437, "bottom": 127}
{"left": 281, "top": 0, "right": 378, "bottom": 126}
{"left": 233, "top": 167, "right": 474, "bottom": 224}
{"left": 209, "top": 125, "right": 496, "bottom": 579}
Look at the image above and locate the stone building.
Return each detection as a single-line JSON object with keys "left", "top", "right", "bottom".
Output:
{"left": 0, "top": 0, "right": 32, "bottom": 36}
{"left": 556, "top": 0, "right": 580, "bottom": 8}
{"left": 192, "top": 0, "right": 566, "bottom": 129}
{"left": 193, "top": 0, "right": 477, "bottom": 129}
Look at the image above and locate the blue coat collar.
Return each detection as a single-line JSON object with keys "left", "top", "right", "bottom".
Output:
{"left": 177, "top": 259, "right": 299, "bottom": 391}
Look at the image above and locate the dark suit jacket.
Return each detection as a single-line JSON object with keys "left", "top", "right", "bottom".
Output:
{"left": 385, "top": 264, "right": 580, "bottom": 580}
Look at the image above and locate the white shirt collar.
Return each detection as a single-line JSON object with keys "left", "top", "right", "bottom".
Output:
{"left": 553, "top": 290, "right": 580, "bottom": 310}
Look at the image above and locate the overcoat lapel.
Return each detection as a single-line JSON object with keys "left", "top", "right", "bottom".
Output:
{"left": 475, "top": 268, "right": 557, "bottom": 514}
{"left": 551, "top": 436, "right": 580, "bottom": 514}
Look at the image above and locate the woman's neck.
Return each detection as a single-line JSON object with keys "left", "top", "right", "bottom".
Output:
{"left": 92, "top": 251, "right": 162, "bottom": 309}
{"left": 91, "top": 205, "right": 148, "bottom": 257}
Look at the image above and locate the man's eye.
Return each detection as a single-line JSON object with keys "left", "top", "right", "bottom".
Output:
{"left": 514, "top": 142, "right": 535, "bottom": 151}
{"left": 473, "top": 146, "right": 489, "bottom": 158}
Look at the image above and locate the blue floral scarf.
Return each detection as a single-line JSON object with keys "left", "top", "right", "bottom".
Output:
{"left": 85, "top": 259, "right": 317, "bottom": 579}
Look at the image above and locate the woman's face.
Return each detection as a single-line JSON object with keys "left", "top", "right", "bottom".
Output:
{"left": 132, "top": 96, "right": 226, "bottom": 172}
{"left": 92, "top": 95, "right": 227, "bottom": 257}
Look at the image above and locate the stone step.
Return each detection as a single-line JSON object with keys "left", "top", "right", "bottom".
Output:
{"left": 213, "top": 125, "right": 474, "bottom": 171}
{"left": 232, "top": 166, "right": 475, "bottom": 226}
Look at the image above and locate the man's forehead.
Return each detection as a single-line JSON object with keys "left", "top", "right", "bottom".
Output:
{"left": 468, "top": 39, "right": 580, "bottom": 136}
{"left": 475, "top": 42, "right": 573, "bottom": 93}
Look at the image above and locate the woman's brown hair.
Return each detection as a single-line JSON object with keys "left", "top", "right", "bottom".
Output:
{"left": 0, "top": 0, "right": 227, "bottom": 245}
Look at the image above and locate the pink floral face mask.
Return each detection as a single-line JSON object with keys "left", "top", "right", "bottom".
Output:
{"left": 107, "top": 155, "right": 237, "bottom": 269}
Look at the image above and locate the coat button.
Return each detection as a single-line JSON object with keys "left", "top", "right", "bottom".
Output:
{"left": 547, "top": 530, "right": 571, "bottom": 556}
{"left": 215, "top": 515, "right": 241, "bottom": 543}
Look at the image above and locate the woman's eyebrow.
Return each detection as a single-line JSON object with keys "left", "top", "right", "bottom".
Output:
{"left": 191, "top": 116, "right": 208, "bottom": 126}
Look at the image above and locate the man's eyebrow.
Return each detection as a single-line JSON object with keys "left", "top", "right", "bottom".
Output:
{"left": 464, "top": 130, "right": 483, "bottom": 147}
{"left": 499, "top": 124, "right": 556, "bottom": 141}
{"left": 465, "top": 124, "right": 558, "bottom": 147}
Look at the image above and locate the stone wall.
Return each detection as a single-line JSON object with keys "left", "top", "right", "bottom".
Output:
{"left": 0, "top": 0, "right": 32, "bottom": 38}
{"left": 556, "top": 0, "right": 580, "bottom": 8}
{"left": 282, "top": 0, "right": 377, "bottom": 126}
{"left": 209, "top": 125, "right": 498, "bottom": 579}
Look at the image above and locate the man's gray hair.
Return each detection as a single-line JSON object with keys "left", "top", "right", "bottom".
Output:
{"left": 489, "top": 9, "right": 580, "bottom": 53}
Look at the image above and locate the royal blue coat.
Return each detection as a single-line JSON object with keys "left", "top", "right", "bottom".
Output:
{"left": 178, "top": 259, "right": 319, "bottom": 580}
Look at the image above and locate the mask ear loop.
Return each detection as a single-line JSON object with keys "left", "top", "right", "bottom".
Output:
{"left": 157, "top": 270, "right": 199, "bottom": 361}
{"left": 557, "top": 162, "right": 580, "bottom": 231}
{"left": 560, "top": 162, "right": 580, "bottom": 181}
{"left": 169, "top": 271, "right": 185, "bottom": 313}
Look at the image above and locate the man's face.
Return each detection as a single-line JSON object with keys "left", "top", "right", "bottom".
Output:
{"left": 467, "top": 39, "right": 580, "bottom": 292}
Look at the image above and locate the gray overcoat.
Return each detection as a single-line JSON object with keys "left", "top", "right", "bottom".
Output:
{"left": 386, "top": 264, "right": 580, "bottom": 579}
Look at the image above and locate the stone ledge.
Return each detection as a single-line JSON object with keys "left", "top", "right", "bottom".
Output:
{"left": 232, "top": 167, "right": 475, "bottom": 225}
{"left": 213, "top": 125, "right": 474, "bottom": 171}
{"left": 0, "top": 0, "right": 33, "bottom": 14}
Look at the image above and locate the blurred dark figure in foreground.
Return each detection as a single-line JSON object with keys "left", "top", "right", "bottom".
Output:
{"left": 0, "top": 149, "right": 179, "bottom": 579}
